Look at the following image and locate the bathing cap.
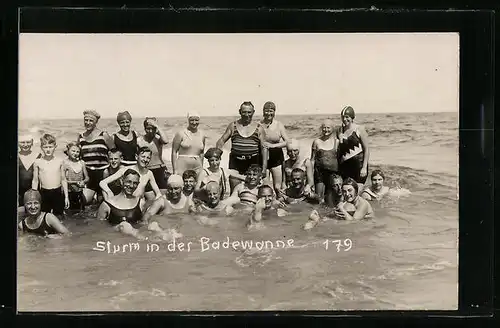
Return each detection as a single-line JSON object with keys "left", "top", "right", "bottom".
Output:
{"left": 340, "top": 106, "right": 355, "bottom": 119}
{"left": 263, "top": 101, "right": 276, "bottom": 110}
{"left": 143, "top": 117, "right": 157, "bottom": 127}
{"left": 205, "top": 181, "right": 220, "bottom": 193}
{"left": 19, "top": 134, "right": 34, "bottom": 142}
{"left": 204, "top": 147, "right": 223, "bottom": 159}
{"left": 286, "top": 139, "right": 300, "bottom": 150}
{"left": 83, "top": 110, "right": 101, "bottom": 121}
{"left": 167, "top": 174, "right": 184, "bottom": 187}
{"left": 187, "top": 112, "right": 201, "bottom": 119}
{"left": 116, "top": 111, "right": 132, "bottom": 122}
{"left": 23, "top": 190, "right": 42, "bottom": 204}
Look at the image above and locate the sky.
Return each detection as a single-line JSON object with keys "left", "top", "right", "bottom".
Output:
{"left": 19, "top": 33, "right": 459, "bottom": 120}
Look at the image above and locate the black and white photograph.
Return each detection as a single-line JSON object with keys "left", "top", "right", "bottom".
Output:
{"left": 17, "top": 32, "right": 459, "bottom": 311}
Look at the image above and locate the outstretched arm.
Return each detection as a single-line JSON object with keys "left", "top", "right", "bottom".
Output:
{"left": 97, "top": 201, "right": 111, "bottom": 220}
{"left": 46, "top": 213, "right": 71, "bottom": 234}
{"left": 99, "top": 167, "right": 125, "bottom": 199}
{"left": 141, "top": 197, "right": 165, "bottom": 224}
{"left": 216, "top": 123, "right": 233, "bottom": 149}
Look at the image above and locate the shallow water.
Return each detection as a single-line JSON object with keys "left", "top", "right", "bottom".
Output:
{"left": 17, "top": 112, "right": 458, "bottom": 311}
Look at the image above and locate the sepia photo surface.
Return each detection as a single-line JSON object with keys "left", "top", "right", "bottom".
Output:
{"left": 18, "top": 33, "right": 459, "bottom": 311}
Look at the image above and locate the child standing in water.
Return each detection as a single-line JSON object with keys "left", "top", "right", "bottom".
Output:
{"left": 18, "top": 134, "right": 41, "bottom": 206}
{"left": 32, "top": 134, "right": 69, "bottom": 218}
{"left": 62, "top": 142, "right": 89, "bottom": 212}
{"left": 195, "top": 147, "right": 229, "bottom": 202}
{"left": 310, "top": 119, "right": 339, "bottom": 207}
{"left": 102, "top": 149, "right": 124, "bottom": 196}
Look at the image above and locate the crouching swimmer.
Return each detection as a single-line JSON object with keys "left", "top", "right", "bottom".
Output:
{"left": 248, "top": 185, "right": 287, "bottom": 230}
{"left": 191, "top": 182, "right": 234, "bottom": 225}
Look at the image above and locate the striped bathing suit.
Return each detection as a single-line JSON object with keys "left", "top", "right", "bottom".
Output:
{"left": 79, "top": 131, "right": 109, "bottom": 192}
{"left": 228, "top": 122, "right": 262, "bottom": 174}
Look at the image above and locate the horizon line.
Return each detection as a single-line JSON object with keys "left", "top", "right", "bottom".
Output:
{"left": 19, "top": 110, "right": 458, "bottom": 121}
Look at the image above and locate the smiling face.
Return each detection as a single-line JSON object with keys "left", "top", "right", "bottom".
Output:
{"left": 245, "top": 170, "right": 261, "bottom": 186}
{"left": 188, "top": 116, "right": 200, "bottom": 130}
{"left": 118, "top": 118, "right": 131, "bottom": 133}
{"left": 135, "top": 151, "right": 152, "bottom": 168}
{"left": 258, "top": 187, "right": 274, "bottom": 209}
{"left": 41, "top": 143, "right": 56, "bottom": 157}
{"left": 290, "top": 171, "right": 304, "bottom": 189}
{"left": 67, "top": 145, "right": 81, "bottom": 161}
{"left": 183, "top": 177, "right": 196, "bottom": 193}
{"left": 24, "top": 199, "right": 41, "bottom": 216}
{"left": 207, "top": 156, "right": 221, "bottom": 169}
{"left": 286, "top": 147, "right": 300, "bottom": 161}
{"left": 321, "top": 120, "right": 334, "bottom": 137}
{"left": 121, "top": 173, "right": 140, "bottom": 196}
{"left": 144, "top": 124, "right": 156, "bottom": 137}
{"left": 341, "top": 114, "right": 353, "bottom": 127}
{"left": 342, "top": 184, "right": 358, "bottom": 203}
{"left": 332, "top": 177, "right": 343, "bottom": 195}
{"left": 83, "top": 116, "right": 97, "bottom": 131}
{"left": 205, "top": 183, "right": 221, "bottom": 206}
{"left": 263, "top": 107, "right": 276, "bottom": 122}
{"left": 19, "top": 139, "right": 33, "bottom": 152}
{"left": 108, "top": 152, "right": 122, "bottom": 169}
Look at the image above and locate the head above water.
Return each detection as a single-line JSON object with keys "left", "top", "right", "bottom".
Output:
{"left": 290, "top": 168, "right": 305, "bottom": 188}
{"left": 121, "top": 169, "right": 141, "bottom": 196}
{"left": 205, "top": 181, "right": 221, "bottom": 205}
{"left": 258, "top": 185, "right": 274, "bottom": 209}
{"left": 204, "top": 147, "right": 223, "bottom": 160}
{"left": 24, "top": 189, "right": 42, "bottom": 204}
{"left": 342, "top": 177, "right": 359, "bottom": 202}
{"left": 370, "top": 169, "right": 385, "bottom": 191}
{"left": 167, "top": 174, "right": 184, "bottom": 188}
{"left": 116, "top": 111, "right": 132, "bottom": 123}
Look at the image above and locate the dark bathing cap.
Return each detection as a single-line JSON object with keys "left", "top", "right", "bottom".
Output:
{"left": 341, "top": 106, "right": 355, "bottom": 119}
{"left": 263, "top": 101, "right": 276, "bottom": 110}
{"left": 204, "top": 147, "right": 223, "bottom": 159}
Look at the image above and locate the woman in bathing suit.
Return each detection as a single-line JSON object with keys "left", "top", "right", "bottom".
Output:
{"left": 137, "top": 117, "right": 170, "bottom": 194}
{"left": 311, "top": 119, "right": 339, "bottom": 206}
{"left": 216, "top": 101, "right": 267, "bottom": 194}
{"left": 281, "top": 139, "right": 314, "bottom": 195}
{"left": 18, "top": 134, "right": 41, "bottom": 205}
{"left": 97, "top": 169, "right": 148, "bottom": 239}
{"left": 361, "top": 170, "right": 390, "bottom": 201}
{"left": 337, "top": 106, "right": 370, "bottom": 184}
{"left": 18, "top": 190, "right": 70, "bottom": 236}
{"left": 113, "top": 111, "right": 139, "bottom": 166}
{"left": 260, "top": 101, "right": 290, "bottom": 194}
{"left": 171, "top": 112, "right": 207, "bottom": 176}
{"left": 78, "top": 110, "right": 115, "bottom": 204}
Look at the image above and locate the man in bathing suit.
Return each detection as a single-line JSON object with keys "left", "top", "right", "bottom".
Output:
{"left": 278, "top": 168, "right": 321, "bottom": 205}
{"left": 190, "top": 182, "right": 234, "bottom": 225}
{"left": 248, "top": 185, "right": 286, "bottom": 230}
{"left": 216, "top": 101, "right": 267, "bottom": 194}
{"left": 182, "top": 169, "right": 197, "bottom": 200}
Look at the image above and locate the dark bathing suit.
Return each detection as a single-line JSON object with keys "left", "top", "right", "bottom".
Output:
{"left": 79, "top": 131, "right": 109, "bottom": 193}
{"left": 337, "top": 126, "right": 367, "bottom": 184}
{"left": 105, "top": 199, "right": 143, "bottom": 226}
{"left": 228, "top": 121, "right": 262, "bottom": 174}
{"left": 267, "top": 148, "right": 284, "bottom": 169}
{"left": 106, "top": 167, "right": 123, "bottom": 195}
{"left": 18, "top": 153, "right": 41, "bottom": 205}
{"left": 114, "top": 132, "right": 138, "bottom": 166}
{"left": 21, "top": 213, "right": 58, "bottom": 236}
{"left": 40, "top": 188, "right": 65, "bottom": 215}
{"left": 314, "top": 147, "right": 338, "bottom": 190}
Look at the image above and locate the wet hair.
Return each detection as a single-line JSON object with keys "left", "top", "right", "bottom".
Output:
{"left": 64, "top": 141, "right": 81, "bottom": 156}
{"left": 182, "top": 170, "right": 198, "bottom": 181}
{"left": 342, "top": 177, "right": 359, "bottom": 194}
{"left": 291, "top": 168, "right": 305, "bottom": 176}
{"left": 246, "top": 164, "right": 262, "bottom": 176}
{"left": 136, "top": 146, "right": 152, "bottom": 156}
{"left": 108, "top": 148, "right": 123, "bottom": 157}
{"left": 257, "top": 184, "right": 274, "bottom": 196}
{"left": 239, "top": 101, "right": 255, "bottom": 111}
{"left": 40, "top": 133, "right": 57, "bottom": 146}
{"left": 371, "top": 170, "right": 385, "bottom": 180}
{"left": 122, "top": 169, "right": 140, "bottom": 180}
{"left": 204, "top": 147, "right": 223, "bottom": 160}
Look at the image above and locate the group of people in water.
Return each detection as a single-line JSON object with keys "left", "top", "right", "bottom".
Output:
{"left": 18, "top": 101, "right": 393, "bottom": 240}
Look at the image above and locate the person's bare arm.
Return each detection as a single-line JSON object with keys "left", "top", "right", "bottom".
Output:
{"left": 31, "top": 160, "right": 39, "bottom": 190}
{"left": 310, "top": 140, "right": 318, "bottom": 169}
{"left": 301, "top": 159, "right": 313, "bottom": 190}
{"left": 171, "top": 131, "right": 182, "bottom": 174}
{"left": 141, "top": 197, "right": 165, "bottom": 224}
{"left": 358, "top": 125, "right": 370, "bottom": 175}
{"left": 82, "top": 161, "right": 90, "bottom": 185}
{"left": 194, "top": 169, "right": 207, "bottom": 193}
{"left": 259, "top": 128, "right": 268, "bottom": 173}
{"left": 97, "top": 201, "right": 111, "bottom": 221}
{"left": 280, "top": 164, "right": 288, "bottom": 190}
{"left": 226, "top": 168, "right": 246, "bottom": 182}
{"left": 340, "top": 201, "right": 369, "bottom": 221}
{"left": 222, "top": 183, "right": 243, "bottom": 206}
{"left": 148, "top": 171, "right": 162, "bottom": 198}
{"left": 153, "top": 123, "right": 169, "bottom": 145}
{"left": 99, "top": 167, "right": 125, "bottom": 198}
{"left": 216, "top": 123, "right": 233, "bottom": 149}
{"left": 60, "top": 160, "right": 69, "bottom": 207}
{"left": 46, "top": 213, "right": 71, "bottom": 234}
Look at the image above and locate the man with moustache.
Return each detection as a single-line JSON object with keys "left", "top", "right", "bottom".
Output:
{"left": 216, "top": 101, "right": 267, "bottom": 193}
